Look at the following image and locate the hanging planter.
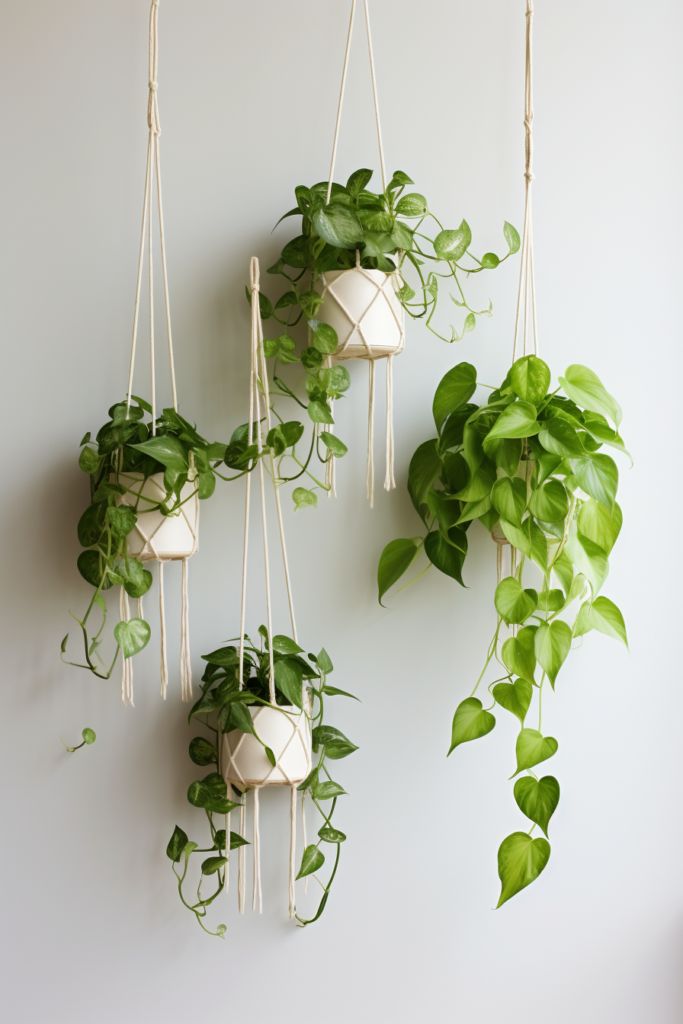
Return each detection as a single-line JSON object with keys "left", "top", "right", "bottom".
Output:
{"left": 377, "top": 0, "right": 628, "bottom": 907}
{"left": 243, "top": 0, "right": 517, "bottom": 507}
{"left": 61, "top": 1, "right": 230, "bottom": 704}
{"left": 166, "top": 259, "right": 357, "bottom": 936}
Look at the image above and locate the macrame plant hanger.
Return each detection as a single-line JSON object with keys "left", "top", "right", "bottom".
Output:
{"left": 496, "top": 0, "right": 538, "bottom": 592}
{"left": 222, "top": 257, "right": 312, "bottom": 918}
{"left": 321, "top": 0, "right": 405, "bottom": 507}
{"left": 120, "top": 0, "right": 197, "bottom": 706}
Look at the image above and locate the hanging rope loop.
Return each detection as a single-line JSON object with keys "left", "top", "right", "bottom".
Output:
{"left": 512, "top": 0, "right": 538, "bottom": 362}
{"left": 326, "top": 0, "right": 387, "bottom": 203}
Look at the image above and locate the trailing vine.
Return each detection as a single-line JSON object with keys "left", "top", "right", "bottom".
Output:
{"left": 378, "top": 355, "right": 627, "bottom": 904}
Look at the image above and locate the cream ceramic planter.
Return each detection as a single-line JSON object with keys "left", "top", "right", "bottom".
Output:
{"left": 318, "top": 267, "right": 405, "bottom": 360}
{"left": 117, "top": 472, "right": 199, "bottom": 561}
{"left": 222, "top": 705, "right": 312, "bottom": 788}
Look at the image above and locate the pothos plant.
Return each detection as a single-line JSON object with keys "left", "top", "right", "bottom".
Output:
{"left": 243, "top": 168, "right": 518, "bottom": 509}
{"left": 166, "top": 628, "right": 357, "bottom": 935}
{"left": 61, "top": 397, "right": 234, "bottom": 678}
{"left": 378, "top": 355, "right": 627, "bottom": 905}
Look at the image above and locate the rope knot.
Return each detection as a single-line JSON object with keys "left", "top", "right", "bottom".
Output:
{"left": 148, "top": 79, "right": 158, "bottom": 92}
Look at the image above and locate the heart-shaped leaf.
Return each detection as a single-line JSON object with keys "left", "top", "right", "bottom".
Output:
{"left": 495, "top": 577, "right": 538, "bottom": 624}
{"left": 114, "top": 617, "right": 151, "bottom": 658}
{"left": 486, "top": 401, "right": 540, "bottom": 442}
{"left": 577, "top": 499, "right": 622, "bottom": 554}
{"left": 432, "top": 362, "right": 477, "bottom": 430}
{"left": 574, "top": 596, "right": 628, "bottom": 645}
{"left": 448, "top": 697, "right": 495, "bottom": 754}
{"left": 129, "top": 436, "right": 188, "bottom": 472}
{"left": 510, "top": 355, "right": 551, "bottom": 404}
{"left": 534, "top": 620, "right": 572, "bottom": 685}
{"left": 537, "top": 417, "right": 584, "bottom": 457}
{"left": 296, "top": 844, "right": 325, "bottom": 879}
{"left": 502, "top": 626, "right": 537, "bottom": 680}
{"left": 514, "top": 775, "right": 560, "bottom": 837}
{"left": 515, "top": 728, "right": 558, "bottom": 774}
{"left": 491, "top": 477, "right": 527, "bottom": 526}
{"left": 492, "top": 678, "right": 533, "bottom": 723}
{"left": 377, "top": 537, "right": 421, "bottom": 605}
{"left": 529, "top": 479, "right": 568, "bottom": 523}
{"left": 572, "top": 454, "right": 618, "bottom": 508}
{"left": 424, "top": 530, "right": 467, "bottom": 586}
{"left": 433, "top": 220, "right": 472, "bottom": 261}
{"left": 497, "top": 831, "right": 551, "bottom": 907}
{"left": 559, "top": 364, "right": 622, "bottom": 428}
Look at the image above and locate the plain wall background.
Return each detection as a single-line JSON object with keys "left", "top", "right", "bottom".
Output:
{"left": 1, "top": 1, "right": 681, "bottom": 1021}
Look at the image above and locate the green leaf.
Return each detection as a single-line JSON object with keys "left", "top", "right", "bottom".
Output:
{"left": 504, "top": 221, "right": 521, "bottom": 254}
{"left": 117, "top": 557, "right": 153, "bottom": 599}
{"left": 166, "top": 825, "right": 189, "bottom": 862}
{"left": 310, "top": 321, "right": 339, "bottom": 354}
{"left": 574, "top": 596, "right": 628, "bottom": 645}
{"left": 316, "top": 647, "right": 333, "bottom": 674}
{"left": 396, "top": 192, "right": 427, "bottom": 217}
{"left": 424, "top": 530, "right": 467, "bottom": 585}
{"left": 448, "top": 697, "right": 495, "bottom": 754}
{"left": 308, "top": 399, "right": 334, "bottom": 425}
{"left": 377, "top": 537, "right": 421, "bottom": 605}
{"left": 230, "top": 831, "right": 249, "bottom": 850}
{"left": 432, "top": 362, "right": 477, "bottom": 430}
{"left": 497, "top": 832, "right": 551, "bottom": 907}
{"left": 495, "top": 577, "right": 538, "bottom": 624}
{"left": 567, "top": 531, "right": 609, "bottom": 594}
{"left": 189, "top": 737, "right": 217, "bottom": 766}
{"left": 77, "top": 549, "right": 110, "bottom": 589}
{"left": 346, "top": 168, "right": 373, "bottom": 194}
{"left": 572, "top": 454, "right": 618, "bottom": 508}
{"left": 318, "top": 825, "right": 347, "bottom": 843}
{"left": 559, "top": 364, "right": 622, "bottom": 428}
{"left": 312, "top": 780, "right": 346, "bottom": 800}
{"left": 293, "top": 487, "right": 318, "bottom": 509}
{"left": 114, "top": 618, "right": 151, "bottom": 658}
{"left": 514, "top": 776, "right": 560, "bottom": 837}
{"left": 312, "top": 205, "right": 363, "bottom": 247}
{"left": 274, "top": 658, "right": 304, "bottom": 708}
{"left": 491, "top": 477, "right": 527, "bottom": 526}
{"left": 486, "top": 401, "right": 540, "bottom": 441}
{"left": 481, "top": 252, "right": 500, "bottom": 269}
{"left": 78, "top": 445, "right": 100, "bottom": 474}
{"left": 537, "top": 417, "right": 584, "bottom": 457}
{"left": 319, "top": 431, "right": 348, "bottom": 457}
{"left": 577, "top": 499, "right": 622, "bottom": 554}
{"left": 492, "top": 678, "right": 533, "bottom": 723}
{"left": 271, "top": 634, "right": 304, "bottom": 655}
{"left": 433, "top": 220, "right": 472, "bottom": 261}
{"left": 312, "top": 725, "right": 358, "bottom": 759}
{"left": 296, "top": 844, "right": 325, "bottom": 879}
{"left": 82, "top": 727, "right": 97, "bottom": 745}
{"left": 201, "top": 856, "right": 227, "bottom": 876}
{"left": 529, "top": 479, "right": 568, "bottom": 523}
{"left": 502, "top": 626, "right": 537, "bottom": 679}
{"left": 510, "top": 356, "right": 551, "bottom": 404}
{"left": 515, "top": 728, "right": 558, "bottom": 774}
{"left": 129, "top": 436, "right": 188, "bottom": 472}
{"left": 534, "top": 620, "right": 572, "bottom": 684}
{"left": 408, "top": 439, "right": 441, "bottom": 520}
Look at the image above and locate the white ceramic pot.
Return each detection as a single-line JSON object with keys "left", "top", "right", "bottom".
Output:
{"left": 222, "top": 705, "right": 312, "bottom": 788}
{"left": 117, "top": 472, "right": 199, "bottom": 561}
{"left": 318, "top": 267, "right": 405, "bottom": 360}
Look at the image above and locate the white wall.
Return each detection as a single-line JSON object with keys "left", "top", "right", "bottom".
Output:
{"left": 1, "top": 1, "right": 681, "bottom": 1021}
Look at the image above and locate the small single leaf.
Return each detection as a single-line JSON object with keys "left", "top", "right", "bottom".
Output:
{"left": 318, "top": 825, "right": 347, "bottom": 843}
{"left": 495, "top": 577, "right": 538, "bottom": 624}
{"left": 448, "top": 697, "right": 495, "bottom": 754}
{"left": 538, "top": 417, "right": 584, "bottom": 457}
{"left": 319, "top": 431, "right": 348, "bottom": 457}
{"left": 377, "top": 538, "right": 421, "bottom": 605}
{"left": 559, "top": 364, "right": 622, "bottom": 428}
{"left": 396, "top": 192, "right": 427, "bottom": 217}
{"left": 510, "top": 356, "right": 551, "bottom": 404}
{"left": 492, "top": 678, "right": 533, "bottom": 723}
{"left": 514, "top": 776, "right": 560, "bottom": 837}
{"left": 574, "top": 596, "right": 628, "bottom": 645}
{"left": 201, "top": 856, "right": 228, "bottom": 876}
{"left": 189, "top": 736, "right": 217, "bottom": 766}
{"left": 433, "top": 220, "right": 472, "bottom": 261}
{"left": 114, "top": 618, "right": 151, "bottom": 658}
{"left": 504, "top": 221, "right": 521, "bottom": 254}
{"left": 296, "top": 844, "right": 325, "bottom": 879}
{"left": 308, "top": 399, "right": 334, "bottom": 424}
{"left": 310, "top": 321, "right": 339, "bottom": 354}
{"left": 486, "top": 401, "right": 540, "bottom": 441}
{"left": 502, "top": 626, "right": 537, "bottom": 680}
{"left": 293, "top": 486, "right": 318, "bottom": 509}
{"left": 271, "top": 635, "right": 304, "bottom": 655}
{"left": 166, "top": 825, "right": 189, "bottom": 862}
{"left": 432, "top": 362, "right": 477, "bottom": 430}
{"left": 230, "top": 831, "right": 249, "bottom": 850}
{"left": 497, "top": 832, "right": 551, "bottom": 907}
{"left": 515, "top": 728, "right": 558, "bottom": 774}
{"left": 534, "top": 620, "right": 572, "bottom": 684}
{"left": 312, "top": 780, "right": 346, "bottom": 800}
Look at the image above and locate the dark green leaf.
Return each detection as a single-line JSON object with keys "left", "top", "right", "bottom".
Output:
{"left": 377, "top": 537, "right": 421, "bottom": 605}
{"left": 433, "top": 362, "right": 477, "bottom": 430}
{"left": 296, "top": 844, "right": 325, "bottom": 879}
